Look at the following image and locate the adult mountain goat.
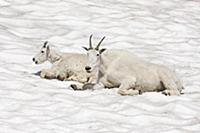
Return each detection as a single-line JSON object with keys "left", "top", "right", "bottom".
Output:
{"left": 83, "top": 35, "right": 184, "bottom": 96}
{"left": 33, "top": 41, "right": 96, "bottom": 89}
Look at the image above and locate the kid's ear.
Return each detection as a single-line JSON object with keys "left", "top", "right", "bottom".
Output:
{"left": 82, "top": 46, "right": 88, "bottom": 51}
{"left": 99, "top": 48, "right": 106, "bottom": 54}
{"left": 46, "top": 45, "right": 50, "bottom": 55}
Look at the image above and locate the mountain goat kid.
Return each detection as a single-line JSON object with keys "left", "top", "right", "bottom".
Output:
{"left": 33, "top": 41, "right": 96, "bottom": 89}
{"left": 83, "top": 35, "right": 184, "bottom": 96}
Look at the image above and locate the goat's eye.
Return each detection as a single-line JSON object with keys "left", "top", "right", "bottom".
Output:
{"left": 41, "top": 51, "right": 44, "bottom": 53}
{"left": 97, "top": 54, "right": 99, "bottom": 56}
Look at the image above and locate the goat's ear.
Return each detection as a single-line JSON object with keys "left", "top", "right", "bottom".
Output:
{"left": 46, "top": 45, "right": 50, "bottom": 55}
{"left": 99, "top": 48, "right": 106, "bottom": 54}
{"left": 82, "top": 46, "right": 88, "bottom": 51}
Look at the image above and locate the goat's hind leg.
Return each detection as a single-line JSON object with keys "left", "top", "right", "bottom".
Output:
{"left": 117, "top": 77, "right": 140, "bottom": 96}
{"left": 160, "top": 73, "right": 180, "bottom": 96}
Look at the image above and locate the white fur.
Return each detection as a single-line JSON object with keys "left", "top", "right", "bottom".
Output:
{"left": 85, "top": 49, "right": 184, "bottom": 96}
{"left": 33, "top": 42, "right": 96, "bottom": 89}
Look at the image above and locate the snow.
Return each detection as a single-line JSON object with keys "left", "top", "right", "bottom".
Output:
{"left": 0, "top": 0, "right": 200, "bottom": 132}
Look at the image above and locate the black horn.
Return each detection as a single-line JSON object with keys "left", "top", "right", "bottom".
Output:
{"left": 43, "top": 41, "right": 48, "bottom": 48}
{"left": 96, "top": 36, "right": 106, "bottom": 50}
{"left": 89, "top": 34, "right": 93, "bottom": 49}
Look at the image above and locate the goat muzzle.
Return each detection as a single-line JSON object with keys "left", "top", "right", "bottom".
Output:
{"left": 85, "top": 66, "right": 91, "bottom": 73}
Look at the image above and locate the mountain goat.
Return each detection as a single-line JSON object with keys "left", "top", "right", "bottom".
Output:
{"left": 83, "top": 35, "right": 184, "bottom": 96}
{"left": 33, "top": 41, "right": 96, "bottom": 90}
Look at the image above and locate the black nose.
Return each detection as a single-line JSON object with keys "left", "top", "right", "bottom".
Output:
{"left": 32, "top": 58, "right": 35, "bottom": 62}
{"left": 85, "top": 66, "right": 91, "bottom": 71}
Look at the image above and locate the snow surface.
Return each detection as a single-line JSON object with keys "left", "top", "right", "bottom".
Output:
{"left": 0, "top": 0, "right": 200, "bottom": 132}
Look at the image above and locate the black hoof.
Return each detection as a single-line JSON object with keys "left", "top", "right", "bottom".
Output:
{"left": 44, "top": 75, "right": 52, "bottom": 79}
{"left": 162, "top": 91, "right": 170, "bottom": 96}
{"left": 139, "top": 90, "right": 142, "bottom": 95}
{"left": 71, "top": 84, "right": 78, "bottom": 90}
{"left": 82, "top": 83, "right": 95, "bottom": 90}
{"left": 71, "top": 84, "right": 86, "bottom": 91}
{"left": 57, "top": 75, "right": 65, "bottom": 81}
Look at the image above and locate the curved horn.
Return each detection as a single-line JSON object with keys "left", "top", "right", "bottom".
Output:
{"left": 89, "top": 34, "right": 93, "bottom": 49}
{"left": 43, "top": 41, "right": 48, "bottom": 48}
{"left": 96, "top": 36, "right": 106, "bottom": 50}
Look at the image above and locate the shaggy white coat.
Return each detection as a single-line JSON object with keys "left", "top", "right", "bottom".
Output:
{"left": 86, "top": 49, "right": 183, "bottom": 96}
{"left": 33, "top": 42, "right": 96, "bottom": 89}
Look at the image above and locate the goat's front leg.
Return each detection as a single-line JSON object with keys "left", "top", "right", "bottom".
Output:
{"left": 66, "top": 73, "right": 87, "bottom": 83}
{"left": 40, "top": 65, "right": 59, "bottom": 79}
{"left": 117, "top": 77, "right": 140, "bottom": 96}
{"left": 40, "top": 69, "right": 56, "bottom": 79}
{"left": 67, "top": 74, "right": 78, "bottom": 81}
{"left": 57, "top": 72, "right": 66, "bottom": 81}
{"left": 99, "top": 75, "right": 113, "bottom": 88}
{"left": 75, "top": 73, "right": 88, "bottom": 84}
{"left": 79, "top": 73, "right": 98, "bottom": 90}
{"left": 70, "top": 83, "right": 85, "bottom": 91}
{"left": 40, "top": 69, "right": 47, "bottom": 78}
{"left": 70, "top": 82, "right": 99, "bottom": 91}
